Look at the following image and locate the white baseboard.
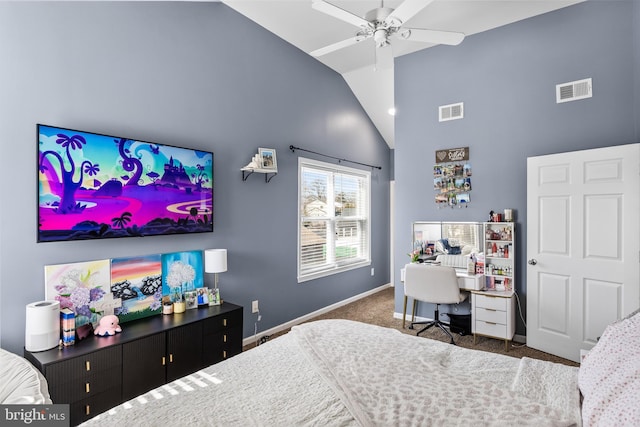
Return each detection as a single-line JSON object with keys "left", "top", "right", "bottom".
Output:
{"left": 243, "top": 283, "right": 392, "bottom": 347}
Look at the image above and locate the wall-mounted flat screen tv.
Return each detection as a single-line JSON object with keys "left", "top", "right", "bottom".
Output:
{"left": 38, "top": 124, "right": 213, "bottom": 242}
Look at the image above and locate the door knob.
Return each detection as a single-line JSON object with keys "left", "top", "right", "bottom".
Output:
{"left": 528, "top": 259, "right": 537, "bottom": 265}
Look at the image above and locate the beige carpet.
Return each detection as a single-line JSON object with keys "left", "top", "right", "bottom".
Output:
{"left": 246, "top": 286, "right": 579, "bottom": 367}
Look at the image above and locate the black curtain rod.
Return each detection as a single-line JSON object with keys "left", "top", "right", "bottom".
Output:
{"left": 289, "top": 145, "right": 382, "bottom": 170}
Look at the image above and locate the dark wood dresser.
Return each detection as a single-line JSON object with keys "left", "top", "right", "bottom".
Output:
{"left": 25, "top": 302, "right": 243, "bottom": 426}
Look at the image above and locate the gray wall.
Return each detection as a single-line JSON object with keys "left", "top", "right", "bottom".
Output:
{"left": 394, "top": 0, "right": 640, "bottom": 334}
{"left": 0, "top": 2, "right": 391, "bottom": 354}
{"left": 635, "top": 0, "right": 640, "bottom": 137}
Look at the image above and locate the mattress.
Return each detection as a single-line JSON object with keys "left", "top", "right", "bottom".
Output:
{"left": 81, "top": 319, "right": 581, "bottom": 426}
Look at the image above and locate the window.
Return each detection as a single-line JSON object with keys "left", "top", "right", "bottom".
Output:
{"left": 441, "top": 222, "right": 481, "bottom": 251}
{"left": 297, "top": 157, "right": 371, "bottom": 282}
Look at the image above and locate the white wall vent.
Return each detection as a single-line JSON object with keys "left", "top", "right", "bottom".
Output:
{"left": 556, "top": 78, "right": 592, "bottom": 103}
{"left": 439, "top": 102, "right": 464, "bottom": 122}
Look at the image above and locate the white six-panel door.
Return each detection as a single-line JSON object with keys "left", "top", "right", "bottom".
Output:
{"left": 526, "top": 144, "right": 639, "bottom": 362}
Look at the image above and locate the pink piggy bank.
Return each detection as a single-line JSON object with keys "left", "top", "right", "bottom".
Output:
{"left": 94, "top": 315, "right": 122, "bottom": 337}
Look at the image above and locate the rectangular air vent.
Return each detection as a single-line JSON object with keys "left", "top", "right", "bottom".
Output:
{"left": 439, "top": 102, "right": 464, "bottom": 122}
{"left": 556, "top": 78, "right": 592, "bottom": 103}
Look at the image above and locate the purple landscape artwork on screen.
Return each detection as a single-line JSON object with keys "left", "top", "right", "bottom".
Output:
{"left": 38, "top": 124, "right": 213, "bottom": 242}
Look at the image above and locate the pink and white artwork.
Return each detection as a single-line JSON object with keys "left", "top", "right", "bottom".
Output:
{"left": 45, "top": 259, "right": 111, "bottom": 328}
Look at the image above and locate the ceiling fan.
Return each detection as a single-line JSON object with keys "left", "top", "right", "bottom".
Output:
{"left": 310, "top": 0, "right": 465, "bottom": 70}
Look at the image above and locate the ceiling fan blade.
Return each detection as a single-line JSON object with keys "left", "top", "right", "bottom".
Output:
{"left": 310, "top": 36, "right": 366, "bottom": 57}
{"left": 375, "top": 45, "right": 394, "bottom": 71}
{"left": 401, "top": 28, "right": 465, "bottom": 45}
{"left": 312, "top": 0, "right": 371, "bottom": 28}
{"left": 386, "top": 0, "right": 435, "bottom": 25}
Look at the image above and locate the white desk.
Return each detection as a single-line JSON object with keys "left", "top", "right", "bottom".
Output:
{"left": 400, "top": 265, "right": 484, "bottom": 291}
{"left": 401, "top": 264, "right": 515, "bottom": 349}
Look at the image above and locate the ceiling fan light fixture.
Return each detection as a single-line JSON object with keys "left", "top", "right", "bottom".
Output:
{"left": 373, "top": 29, "right": 390, "bottom": 48}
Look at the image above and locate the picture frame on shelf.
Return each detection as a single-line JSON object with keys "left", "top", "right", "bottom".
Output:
{"left": 208, "top": 288, "right": 221, "bottom": 306}
{"left": 196, "top": 287, "right": 209, "bottom": 307}
{"left": 184, "top": 290, "right": 198, "bottom": 309}
{"left": 259, "top": 148, "right": 277, "bottom": 170}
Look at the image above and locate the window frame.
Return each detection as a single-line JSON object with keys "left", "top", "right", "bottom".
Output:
{"left": 297, "top": 157, "right": 371, "bottom": 283}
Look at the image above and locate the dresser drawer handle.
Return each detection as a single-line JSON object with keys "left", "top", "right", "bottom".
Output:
{"left": 223, "top": 350, "right": 227, "bottom": 359}
{"left": 85, "top": 361, "right": 91, "bottom": 372}
{"left": 85, "top": 405, "right": 90, "bottom": 416}
{"left": 484, "top": 321, "right": 497, "bottom": 325}
{"left": 223, "top": 334, "right": 227, "bottom": 343}
{"left": 170, "top": 354, "right": 173, "bottom": 363}
{"left": 162, "top": 356, "right": 166, "bottom": 366}
{"left": 223, "top": 318, "right": 227, "bottom": 327}
{"left": 85, "top": 383, "right": 90, "bottom": 393}
{"left": 484, "top": 308, "right": 497, "bottom": 312}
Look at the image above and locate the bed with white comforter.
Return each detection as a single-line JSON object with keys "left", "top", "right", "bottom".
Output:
{"left": 81, "top": 319, "right": 583, "bottom": 426}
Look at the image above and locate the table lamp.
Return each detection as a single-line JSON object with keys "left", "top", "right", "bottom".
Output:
{"left": 205, "top": 249, "right": 227, "bottom": 304}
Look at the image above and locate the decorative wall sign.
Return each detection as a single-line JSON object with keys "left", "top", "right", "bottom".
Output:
{"left": 436, "top": 147, "right": 469, "bottom": 163}
{"left": 433, "top": 146, "right": 471, "bottom": 208}
{"left": 435, "top": 147, "right": 469, "bottom": 163}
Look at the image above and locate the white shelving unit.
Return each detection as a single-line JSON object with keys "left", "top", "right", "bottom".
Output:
{"left": 471, "top": 222, "right": 516, "bottom": 350}
{"left": 483, "top": 222, "right": 515, "bottom": 292}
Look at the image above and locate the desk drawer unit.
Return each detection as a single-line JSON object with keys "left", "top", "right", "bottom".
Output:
{"left": 475, "top": 306, "right": 507, "bottom": 324}
{"left": 457, "top": 274, "right": 484, "bottom": 291}
{"left": 472, "top": 292, "right": 515, "bottom": 349}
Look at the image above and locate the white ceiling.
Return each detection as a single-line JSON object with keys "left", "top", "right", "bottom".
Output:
{"left": 222, "top": 0, "right": 584, "bottom": 147}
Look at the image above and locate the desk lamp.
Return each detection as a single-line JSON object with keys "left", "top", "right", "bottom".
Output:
{"left": 205, "top": 249, "right": 227, "bottom": 305}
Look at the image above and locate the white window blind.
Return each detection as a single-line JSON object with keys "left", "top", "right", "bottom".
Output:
{"left": 298, "top": 157, "right": 371, "bottom": 282}
{"left": 441, "top": 222, "right": 481, "bottom": 251}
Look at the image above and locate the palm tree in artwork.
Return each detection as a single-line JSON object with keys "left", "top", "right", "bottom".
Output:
{"left": 39, "top": 132, "right": 100, "bottom": 214}
{"left": 83, "top": 162, "right": 100, "bottom": 177}
{"left": 112, "top": 212, "right": 132, "bottom": 229}
{"left": 191, "top": 164, "right": 210, "bottom": 191}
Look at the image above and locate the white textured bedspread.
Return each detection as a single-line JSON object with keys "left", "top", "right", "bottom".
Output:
{"left": 81, "top": 319, "right": 581, "bottom": 426}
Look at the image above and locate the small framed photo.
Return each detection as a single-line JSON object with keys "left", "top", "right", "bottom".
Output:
{"left": 259, "top": 148, "right": 277, "bottom": 170}
{"left": 196, "top": 287, "right": 209, "bottom": 307}
{"left": 208, "top": 288, "right": 221, "bottom": 306}
{"left": 184, "top": 290, "right": 198, "bottom": 310}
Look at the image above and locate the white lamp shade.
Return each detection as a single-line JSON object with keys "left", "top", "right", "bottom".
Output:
{"left": 205, "top": 249, "right": 227, "bottom": 273}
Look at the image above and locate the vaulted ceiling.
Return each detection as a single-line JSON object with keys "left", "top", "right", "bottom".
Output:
{"left": 222, "top": 0, "right": 585, "bottom": 147}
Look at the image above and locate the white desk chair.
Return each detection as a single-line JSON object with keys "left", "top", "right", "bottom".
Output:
{"left": 403, "top": 263, "right": 469, "bottom": 344}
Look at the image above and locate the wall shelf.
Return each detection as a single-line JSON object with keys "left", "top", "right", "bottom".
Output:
{"left": 241, "top": 167, "right": 277, "bottom": 183}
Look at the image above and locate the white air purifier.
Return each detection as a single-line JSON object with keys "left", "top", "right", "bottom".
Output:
{"left": 25, "top": 300, "right": 60, "bottom": 352}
